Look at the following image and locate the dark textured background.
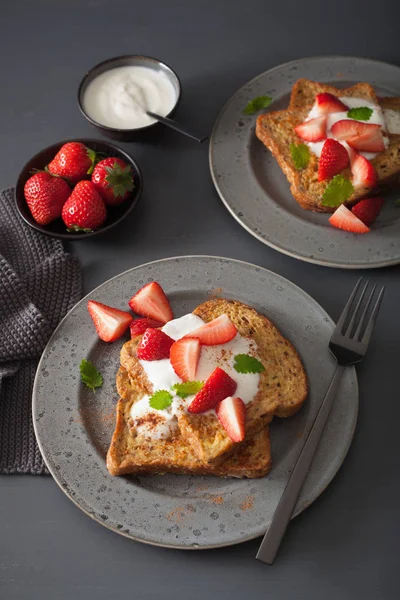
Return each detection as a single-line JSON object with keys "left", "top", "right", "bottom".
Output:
{"left": 1, "top": 1, "right": 400, "bottom": 598}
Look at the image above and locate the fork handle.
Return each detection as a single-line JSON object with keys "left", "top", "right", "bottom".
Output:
{"left": 256, "top": 364, "right": 345, "bottom": 565}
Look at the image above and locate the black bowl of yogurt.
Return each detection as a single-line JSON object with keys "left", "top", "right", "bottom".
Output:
{"left": 78, "top": 55, "right": 182, "bottom": 141}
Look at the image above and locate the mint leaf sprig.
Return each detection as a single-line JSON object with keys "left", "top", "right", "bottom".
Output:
{"left": 233, "top": 354, "right": 265, "bottom": 374}
{"left": 243, "top": 95, "right": 272, "bottom": 115}
{"left": 149, "top": 390, "right": 173, "bottom": 410}
{"left": 347, "top": 107, "right": 373, "bottom": 122}
{"left": 80, "top": 359, "right": 103, "bottom": 392}
{"left": 290, "top": 143, "right": 310, "bottom": 170}
{"left": 322, "top": 175, "right": 354, "bottom": 208}
{"left": 172, "top": 381, "right": 204, "bottom": 399}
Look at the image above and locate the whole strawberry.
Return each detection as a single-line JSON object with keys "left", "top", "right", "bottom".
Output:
{"left": 47, "top": 142, "right": 96, "bottom": 184}
{"left": 91, "top": 157, "right": 134, "bottom": 206}
{"left": 24, "top": 171, "right": 71, "bottom": 225}
{"left": 61, "top": 181, "right": 107, "bottom": 232}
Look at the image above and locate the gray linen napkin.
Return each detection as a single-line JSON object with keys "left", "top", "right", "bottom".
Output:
{"left": 0, "top": 188, "right": 82, "bottom": 474}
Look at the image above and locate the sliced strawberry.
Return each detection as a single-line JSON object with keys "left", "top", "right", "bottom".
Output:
{"left": 170, "top": 338, "right": 201, "bottom": 381}
{"left": 351, "top": 153, "right": 377, "bottom": 188}
{"left": 87, "top": 301, "right": 132, "bottom": 342}
{"left": 130, "top": 318, "right": 163, "bottom": 338}
{"left": 351, "top": 197, "right": 384, "bottom": 227}
{"left": 318, "top": 139, "right": 350, "bottom": 181}
{"left": 128, "top": 282, "right": 173, "bottom": 324}
{"left": 329, "top": 205, "right": 370, "bottom": 234}
{"left": 188, "top": 367, "right": 237, "bottom": 414}
{"left": 347, "top": 129, "right": 385, "bottom": 152}
{"left": 314, "top": 93, "right": 348, "bottom": 115}
{"left": 183, "top": 314, "right": 237, "bottom": 346}
{"left": 215, "top": 397, "right": 246, "bottom": 442}
{"left": 136, "top": 328, "right": 174, "bottom": 360}
{"left": 331, "top": 120, "right": 381, "bottom": 141}
{"left": 294, "top": 115, "right": 327, "bottom": 142}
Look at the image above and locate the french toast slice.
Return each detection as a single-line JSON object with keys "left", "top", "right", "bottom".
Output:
{"left": 120, "top": 298, "right": 307, "bottom": 464}
{"left": 256, "top": 79, "right": 400, "bottom": 213}
{"left": 107, "top": 367, "right": 272, "bottom": 478}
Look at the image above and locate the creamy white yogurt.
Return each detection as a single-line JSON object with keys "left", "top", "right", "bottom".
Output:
{"left": 383, "top": 109, "right": 400, "bottom": 134}
{"left": 82, "top": 65, "right": 177, "bottom": 129}
{"left": 129, "top": 313, "right": 261, "bottom": 440}
{"left": 305, "top": 97, "right": 389, "bottom": 160}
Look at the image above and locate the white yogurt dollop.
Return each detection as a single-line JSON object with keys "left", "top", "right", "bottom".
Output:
{"left": 129, "top": 313, "right": 261, "bottom": 440}
{"left": 83, "top": 66, "right": 177, "bottom": 129}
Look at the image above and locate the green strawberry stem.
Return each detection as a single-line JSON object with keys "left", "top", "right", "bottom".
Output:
{"left": 86, "top": 148, "right": 97, "bottom": 176}
{"left": 105, "top": 163, "right": 134, "bottom": 198}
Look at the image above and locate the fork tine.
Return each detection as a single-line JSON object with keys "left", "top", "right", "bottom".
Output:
{"left": 354, "top": 283, "right": 376, "bottom": 340}
{"left": 335, "top": 278, "right": 363, "bottom": 334}
{"left": 344, "top": 280, "right": 370, "bottom": 337}
{"left": 361, "top": 286, "right": 385, "bottom": 346}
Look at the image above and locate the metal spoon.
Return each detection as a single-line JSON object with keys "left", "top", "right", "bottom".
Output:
{"left": 146, "top": 110, "right": 208, "bottom": 143}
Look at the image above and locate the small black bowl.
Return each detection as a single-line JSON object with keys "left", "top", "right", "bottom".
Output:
{"left": 77, "top": 55, "right": 182, "bottom": 142}
{"left": 15, "top": 138, "right": 143, "bottom": 240}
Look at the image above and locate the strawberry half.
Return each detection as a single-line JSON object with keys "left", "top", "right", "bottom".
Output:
{"left": 215, "top": 397, "right": 246, "bottom": 443}
{"left": 314, "top": 93, "right": 348, "bottom": 115}
{"left": 294, "top": 115, "right": 327, "bottom": 142}
{"left": 136, "top": 328, "right": 174, "bottom": 360}
{"left": 329, "top": 205, "right": 370, "bottom": 234}
{"left": 188, "top": 367, "right": 237, "bottom": 414}
{"left": 128, "top": 282, "right": 173, "bottom": 324}
{"left": 351, "top": 153, "right": 377, "bottom": 188}
{"left": 87, "top": 300, "right": 132, "bottom": 342}
{"left": 170, "top": 338, "right": 201, "bottom": 381}
{"left": 351, "top": 197, "right": 384, "bottom": 227}
{"left": 184, "top": 314, "right": 237, "bottom": 346}
{"left": 318, "top": 139, "right": 350, "bottom": 182}
{"left": 130, "top": 318, "right": 163, "bottom": 338}
{"left": 347, "top": 129, "right": 385, "bottom": 153}
{"left": 331, "top": 120, "right": 381, "bottom": 142}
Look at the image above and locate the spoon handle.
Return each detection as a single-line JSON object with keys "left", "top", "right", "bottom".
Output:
{"left": 147, "top": 111, "right": 208, "bottom": 143}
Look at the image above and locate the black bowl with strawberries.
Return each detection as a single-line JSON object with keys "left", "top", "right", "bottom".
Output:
{"left": 15, "top": 139, "right": 143, "bottom": 240}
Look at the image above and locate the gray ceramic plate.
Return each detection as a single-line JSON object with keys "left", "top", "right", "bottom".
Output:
{"left": 33, "top": 256, "right": 358, "bottom": 549}
{"left": 210, "top": 56, "right": 400, "bottom": 269}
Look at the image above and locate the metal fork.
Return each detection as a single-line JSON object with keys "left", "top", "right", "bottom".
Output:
{"left": 256, "top": 279, "right": 385, "bottom": 565}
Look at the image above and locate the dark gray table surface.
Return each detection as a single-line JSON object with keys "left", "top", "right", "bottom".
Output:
{"left": 1, "top": 1, "right": 400, "bottom": 598}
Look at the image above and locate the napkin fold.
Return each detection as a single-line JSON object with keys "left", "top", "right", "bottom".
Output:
{"left": 0, "top": 188, "right": 82, "bottom": 474}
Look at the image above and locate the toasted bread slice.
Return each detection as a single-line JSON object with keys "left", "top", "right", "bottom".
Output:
{"left": 256, "top": 79, "right": 400, "bottom": 212}
{"left": 120, "top": 299, "right": 307, "bottom": 464}
{"left": 106, "top": 367, "right": 272, "bottom": 478}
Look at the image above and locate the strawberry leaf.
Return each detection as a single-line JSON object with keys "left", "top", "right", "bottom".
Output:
{"left": 172, "top": 381, "right": 204, "bottom": 399}
{"left": 67, "top": 226, "right": 94, "bottom": 233}
{"left": 322, "top": 175, "right": 354, "bottom": 207}
{"left": 149, "top": 390, "right": 173, "bottom": 410}
{"left": 290, "top": 143, "right": 310, "bottom": 170}
{"left": 80, "top": 359, "right": 103, "bottom": 392}
{"left": 233, "top": 354, "right": 265, "bottom": 374}
{"left": 347, "top": 107, "right": 373, "bottom": 121}
{"left": 86, "top": 147, "right": 97, "bottom": 175}
{"left": 243, "top": 95, "right": 272, "bottom": 115}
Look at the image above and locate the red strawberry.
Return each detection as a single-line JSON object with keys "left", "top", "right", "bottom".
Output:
{"left": 314, "top": 93, "right": 348, "bottom": 114}
{"left": 128, "top": 282, "right": 173, "bottom": 324}
{"left": 329, "top": 205, "right": 370, "bottom": 234}
{"left": 294, "top": 116, "right": 327, "bottom": 142}
{"left": 350, "top": 153, "right": 377, "bottom": 188}
{"left": 170, "top": 338, "right": 201, "bottom": 381}
{"left": 347, "top": 129, "right": 385, "bottom": 152}
{"left": 331, "top": 120, "right": 381, "bottom": 141}
{"left": 215, "top": 396, "right": 246, "bottom": 442}
{"left": 87, "top": 300, "right": 132, "bottom": 342}
{"left": 351, "top": 197, "right": 384, "bottom": 226}
{"left": 130, "top": 318, "right": 163, "bottom": 338}
{"left": 24, "top": 171, "right": 71, "bottom": 225}
{"left": 318, "top": 139, "right": 350, "bottom": 181}
{"left": 91, "top": 157, "right": 134, "bottom": 206}
{"left": 61, "top": 181, "right": 107, "bottom": 231}
{"left": 136, "top": 328, "right": 174, "bottom": 361}
{"left": 47, "top": 142, "right": 96, "bottom": 184}
{"left": 184, "top": 314, "right": 237, "bottom": 346}
{"left": 188, "top": 367, "right": 237, "bottom": 414}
